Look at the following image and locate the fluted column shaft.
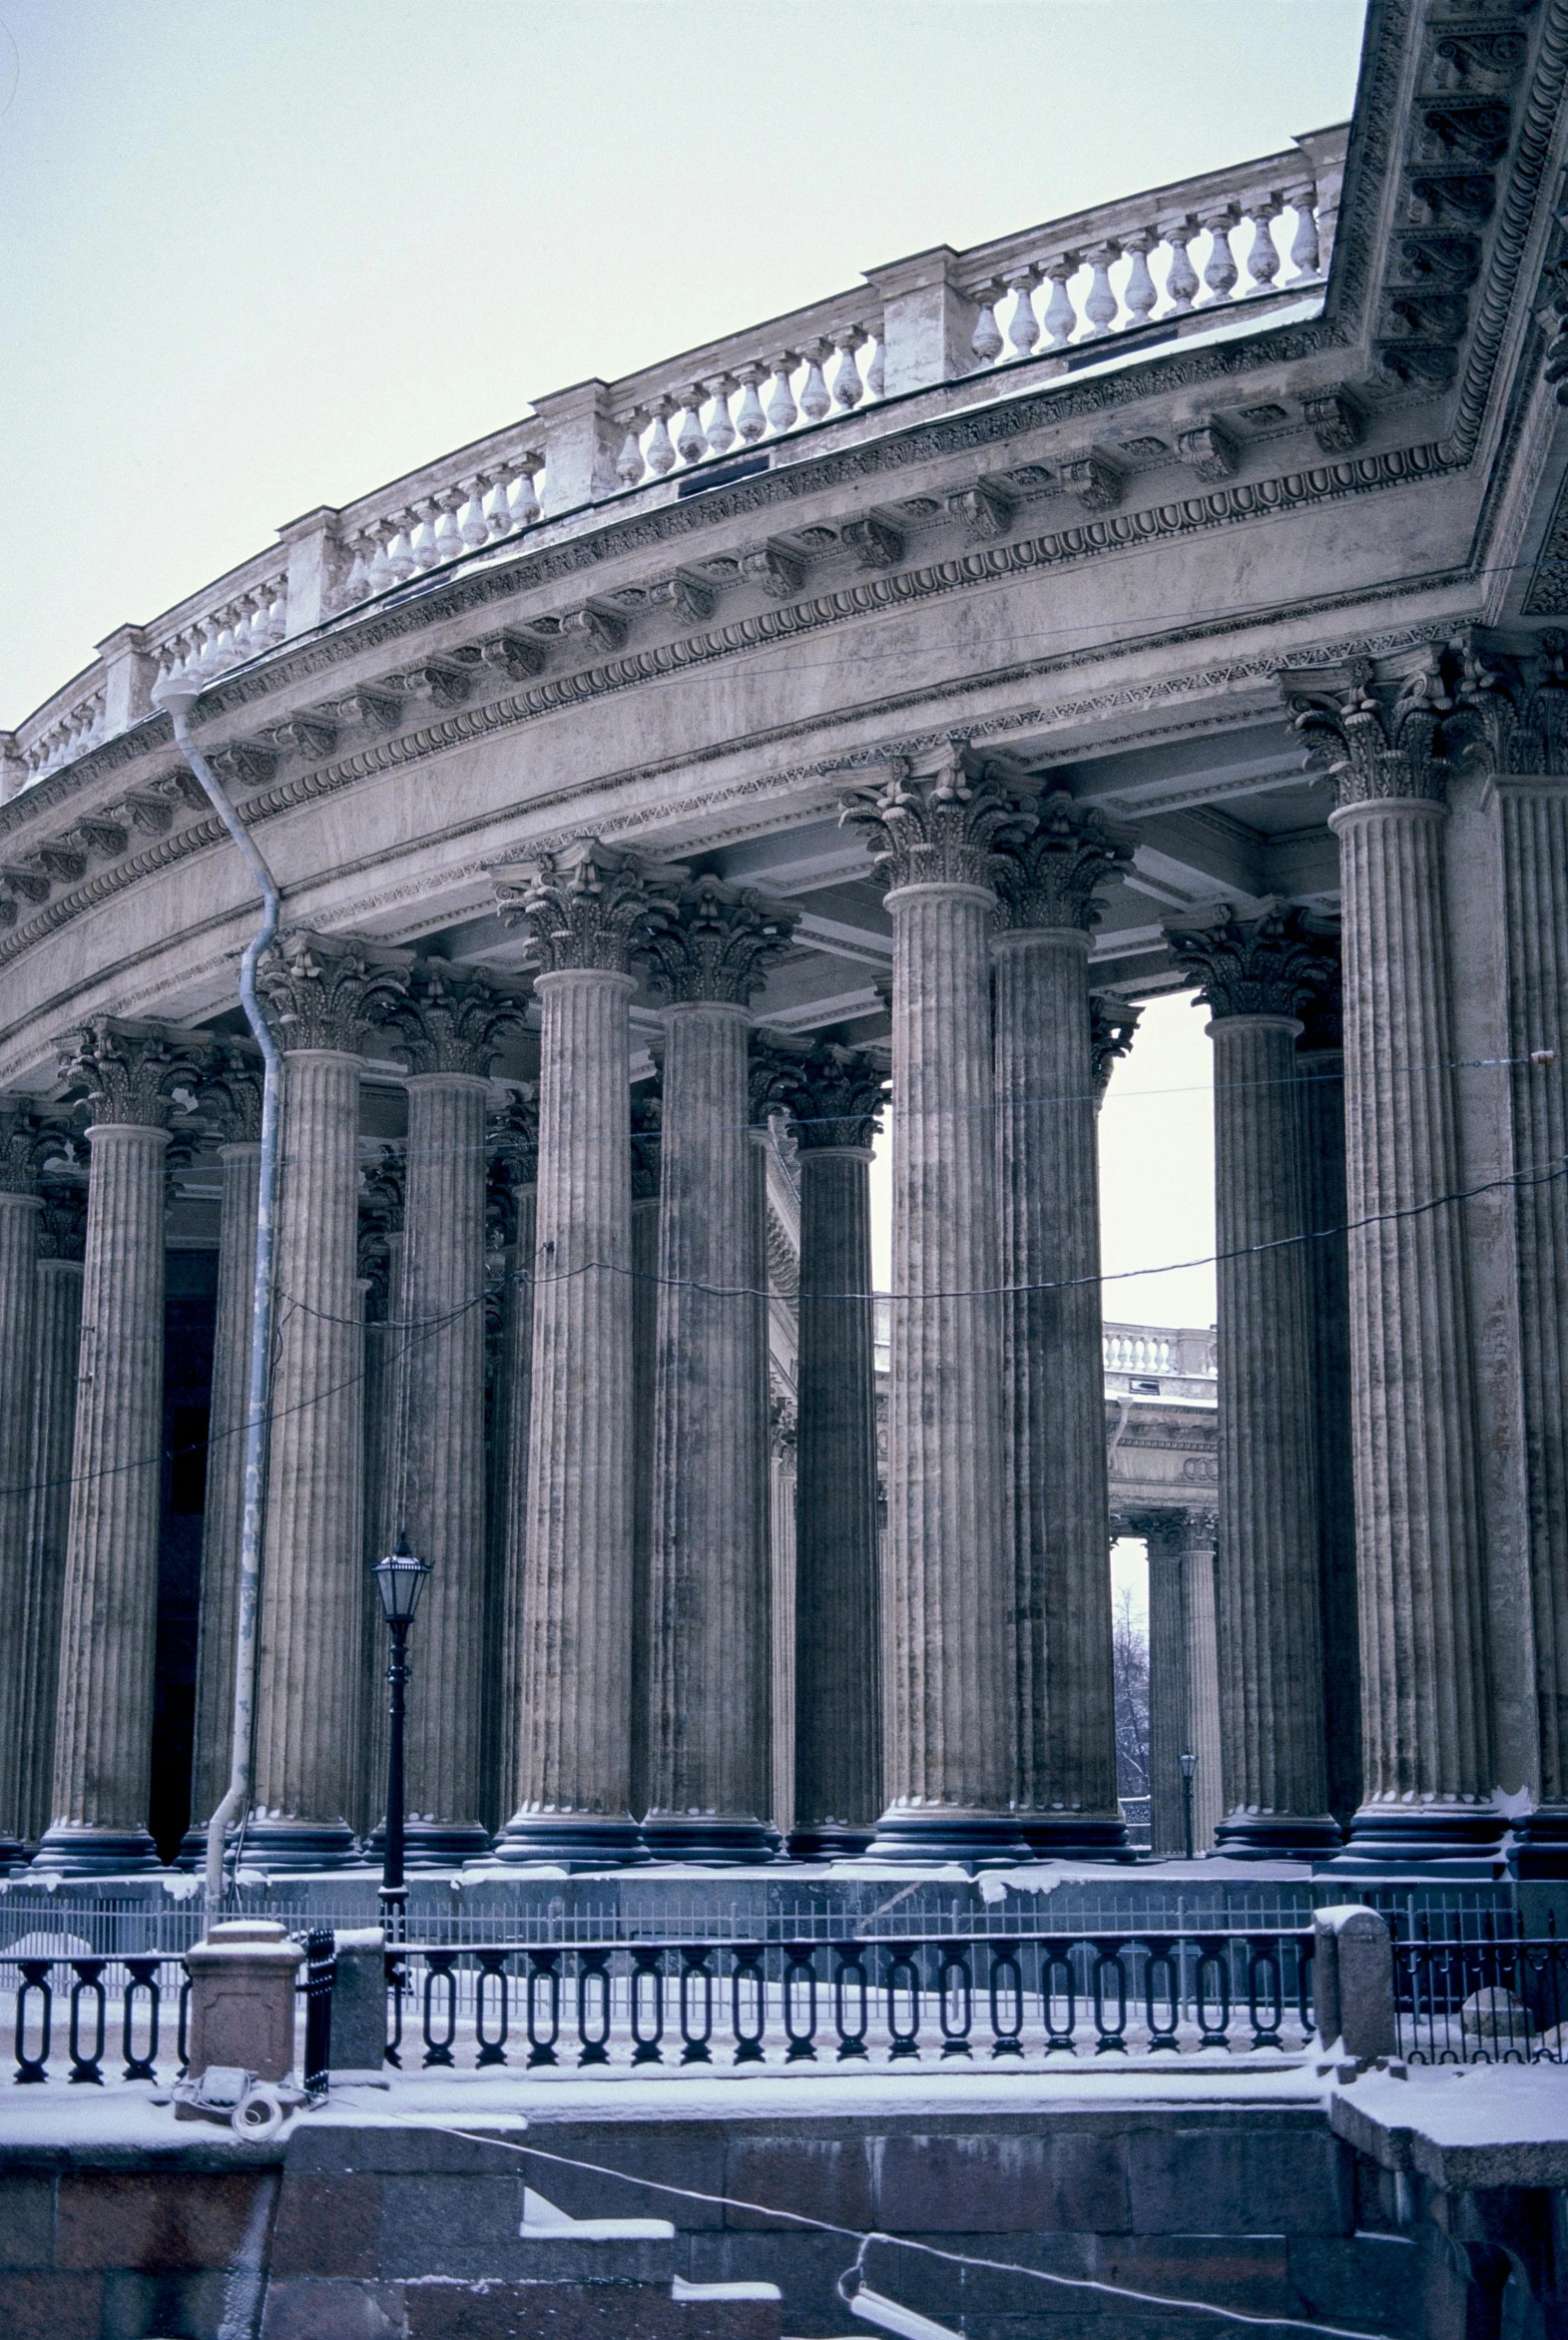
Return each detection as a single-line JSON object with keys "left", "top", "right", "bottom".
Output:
{"left": 398, "top": 1072, "right": 491, "bottom": 1860}
{"left": 251, "top": 1050, "right": 365, "bottom": 1865}
{"left": 359, "top": 1231, "right": 403, "bottom": 1837}
{"left": 498, "top": 969, "right": 642, "bottom": 1862}
{"left": 629, "top": 1189, "right": 660, "bottom": 1823}
{"left": 495, "top": 1186, "right": 536, "bottom": 1832}
{"left": 791, "top": 1146, "right": 881, "bottom": 1857}
{"left": 189, "top": 1142, "right": 261, "bottom": 1833}
{"left": 1209, "top": 1013, "right": 1335, "bottom": 1855}
{"left": 39, "top": 1125, "right": 170, "bottom": 1870}
{"left": 0, "top": 1189, "right": 41, "bottom": 1860}
{"left": 1298, "top": 1044, "right": 1361, "bottom": 1829}
{"left": 19, "top": 1257, "right": 82, "bottom": 1845}
{"left": 876, "top": 881, "right": 1020, "bottom": 1861}
{"left": 1331, "top": 796, "right": 1494, "bottom": 1861}
{"left": 1142, "top": 1518, "right": 1190, "bottom": 1857}
{"left": 1182, "top": 1512, "right": 1224, "bottom": 1853}
{"left": 995, "top": 927, "right": 1124, "bottom": 1855}
{"left": 645, "top": 1002, "right": 773, "bottom": 1857}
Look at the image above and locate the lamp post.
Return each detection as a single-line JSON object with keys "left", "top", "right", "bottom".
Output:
{"left": 368, "top": 1535, "right": 431, "bottom": 1942}
{"left": 1179, "top": 1750, "right": 1199, "bottom": 1862}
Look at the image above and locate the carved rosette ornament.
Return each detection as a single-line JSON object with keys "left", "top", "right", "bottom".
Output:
{"left": 788, "top": 1041, "right": 889, "bottom": 1152}
{"left": 495, "top": 839, "right": 675, "bottom": 975}
{"left": 256, "top": 929, "right": 410, "bottom": 1054}
{"left": 1164, "top": 902, "right": 1333, "bottom": 1023}
{"left": 840, "top": 749, "right": 1022, "bottom": 892}
{"left": 644, "top": 875, "right": 797, "bottom": 1006}
{"left": 992, "top": 790, "right": 1134, "bottom": 931}
{"left": 58, "top": 1018, "right": 208, "bottom": 1128}
{"left": 391, "top": 961, "right": 530, "bottom": 1079}
{"left": 1089, "top": 995, "right": 1142, "bottom": 1099}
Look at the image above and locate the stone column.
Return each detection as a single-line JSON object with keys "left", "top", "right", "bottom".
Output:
{"left": 1296, "top": 963, "right": 1362, "bottom": 1832}
{"left": 1165, "top": 906, "right": 1337, "bottom": 1858}
{"left": 629, "top": 1086, "right": 661, "bottom": 1823}
{"left": 486, "top": 1092, "right": 538, "bottom": 1840}
{"left": 1293, "top": 663, "right": 1496, "bottom": 1864}
{"left": 37, "top": 1021, "right": 203, "bottom": 1874}
{"left": 247, "top": 932, "right": 408, "bottom": 1870}
{"left": 993, "top": 793, "right": 1132, "bottom": 1858}
{"left": 185, "top": 1046, "right": 264, "bottom": 1851}
{"left": 642, "top": 875, "right": 795, "bottom": 1862}
{"left": 1132, "top": 1513, "right": 1191, "bottom": 1858}
{"left": 356, "top": 1146, "right": 405, "bottom": 1838}
{"left": 0, "top": 1104, "right": 50, "bottom": 1865}
{"left": 1182, "top": 1510, "right": 1224, "bottom": 1853}
{"left": 388, "top": 963, "right": 527, "bottom": 1865}
{"left": 491, "top": 844, "right": 665, "bottom": 1865}
{"left": 785, "top": 1042, "right": 886, "bottom": 1860}
{"left": 768, "top": 1396, "right": 796, "bottom": 1841}
{"left": 19, "top": 1185, "right": 85, "bottom": 1846}
{"left": 842, "top": 754, "right": 1026, "bottom": 1864}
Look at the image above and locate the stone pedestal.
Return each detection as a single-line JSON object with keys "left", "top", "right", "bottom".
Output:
{"left": 643, "top": 877, "right": 793, "bottom": 1864}
{"left": 182, "top": 1920, "right": 303, "bottom": 2091}
{"left": 843, "top": 757, "right": 1025, "bottom": 1866}
{"left": 19, "top": 1231, "right": 83, "bottom": 1846}
{"left": 1167, "top": 909, "right": 1338, "bottom": 1859}
{"left": 37, "top": 1022, "right": 201, "bottom": 1875}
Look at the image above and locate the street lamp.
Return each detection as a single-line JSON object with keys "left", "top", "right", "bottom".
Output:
{"left": 368, "top": 1535, "right": 431, "bottom": 1941}
{"left": 1179, "top": 1751, "right": 1199, "bottom": 1863}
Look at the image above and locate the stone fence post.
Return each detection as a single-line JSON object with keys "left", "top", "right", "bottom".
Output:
{"left": 1312, "top": 1904, "right": 1396, "bottom": 2064}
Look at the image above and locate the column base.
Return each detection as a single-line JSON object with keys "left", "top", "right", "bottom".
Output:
{"left": 359, "top": 1820, "right": 493, "bottom": 1871}
{"left": 0, "top": 1830, "right": 31, "bottom": 1875}
{"left": 1320, "top": 1800, "right": 1506, "bottom": 1876}
{"left": 639, "top": 1815, "right": 777, "bottom": 1866}
{"left": 31, "top": 1824, "right": 163, "bottom": 1876}
{"left": 234, "top": 1817, "right": 363, "bottom": 1873}
{"left": 1510, "top": 1807, "right": 1568, "bottom": 1880}
{"left": 1213, "top": 1811, "right": 1342, "bottom": 1862}
{"left": 789, "top": 1825, "right": 874, "bottom": 1863}
{"left": 485, "top": 1814, "right": 650, "bottom": 1870}
{"left": 862, "top": 1810, "right": 1031, "bottom": 1869}
{"left": 1015, "top": 1813, "right": 1135, "bottom": 1862}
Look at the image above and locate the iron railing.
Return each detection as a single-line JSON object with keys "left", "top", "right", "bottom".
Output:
{"left": 1392, "top": 1916, "right": 1568, "bottom": 2065}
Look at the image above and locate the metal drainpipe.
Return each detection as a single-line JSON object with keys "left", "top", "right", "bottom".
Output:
{"left": 154, "top": 678, "right": 282, "bottom": 1911}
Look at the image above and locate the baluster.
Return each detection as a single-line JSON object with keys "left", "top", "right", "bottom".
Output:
{"left": 122, "top": 1959, "right": 161, "bottom": 2081}
{"left": 705, "top": 377, "right": 737, "bottom": 456}
{"left": 576, "top": 1948, "right": 613, "bottom": 2066}
{"left": 865, "top": 336, "right": 885, "bottom": 399}
{"left": 212, "top": 616, "right": 239, "bottom": 673}
{"left": 368, "top": 524, "right": 398, "bottom": 593}
{"left": 1004, "top": 272, "right": 1040, "bottom": 361}
{"left": 1042, "top": 1945, "right": 1078, "bottom": 2053}
{"left": 645, "top": 399, "right": 679, "bottom": 477}
{"left": 1091, "top": 1943, "right": 1129, "bottom": 2055}
{"left": 731, "top": 1946, "right": 767, "bottom": 2064}
{"left": 783, "top": 1944, "right": 818, "bottom": 2063}
{"left": 1143, "top": 1939, "right": 1180, "bottom": 2052}
{"left": 678, "top": 1947, "right": 715, "bottom": 2066}
{"left": 385, "top": 515, "right": 417, "bottom": 584}
{"left": 475, "top": 1950, "right": 510, "bottom": 2067}
{"left": 507, "top": 458, "right": 544, "bottom": 529}
{"left": 1244, "top": 202, "right": 1283, "bottom": 292}
{"left": 798, "top": 343, "right": 832, "bottom": 423}
{"left": 885, "top": 1944, "right": 921, "bottom": 2060}
{"left": 68, "top": 1960, "right": 107, "bottom": 2084}
{"left": 525, "top": 1950, "right": 561, "bottom": 2067}
{"left": 765, "top": 358, "right": 798, "bottom": 435}
{"left": 15, "top": 1961, "right": 53, "bottom": 2082}
{"left": 385, "top": 1946, "right": 406, "bottom": 2069}
{"left": 1122, "top": 232, "right": 1159, "bottom": 326}
{"left": 938, "top": 1945, "right": 974, "bottom": 2058}
{"left": 630, "top": 1947, "right": 665, "bottom": 2064}
{"left": 1199, "top": 208, "right": 1240, "bottom": 304}
{"left": 970, "top": 286, "right": 1004, "bottom": 366}
{"left": 422, "top": 1952, "right": 458, "bottom": 2068}
{"left": 410, "top": 500, "right": 442, "bottom": 569}
{"left": 1161, "top": 222, "right": 1200, "bottom": 313}
{"left": 734, "top": 366, "right": 769, "bottom": 444}
{"left": 268, "top": 585, "right": 288, "bottom": 642}
{"left": 675, "top": 388, "right": 710, "bottom": 466}
{"left": 830, "top": 335, "right": 865, "bottom": 410}
{"left": 616, "top": 417, "right": 648, "bottom": 487}
{"left": 433, "top": 489, "right": 465, "bottom": 562}
{"left": 1040, "top": 255, "right": 1080, "bottom": 348}
{"left": 1194, "top": 1937, "right": 1230, "bottom": 2048}
{"left": 832, "top": 1943, "right": 870, "bottom": 2061}
{"left": 483, "top": 477, "right": 516, "bottom": 537}
{"left": 458, "top": 474, "right": 492, "bottom": 550}
{"left": 1286, "top": 186, "right": 1320, "bottom": 282}
{"left": 337, "top": 527, "right": 370, "bottom": 601}
{"left": 1082, "top": 243, "right": 1122, "bottom": 337}
{"left": 1299, "top": 1939, "right": 1316, "bottom": 2045}
{"left": 987, "top": 1942, "right": 1024, "bottom": 2058}
{"left": 1248, "top": 1938, "right": 1286, "bottom": 2051}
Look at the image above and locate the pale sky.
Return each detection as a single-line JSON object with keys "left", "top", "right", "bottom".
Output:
{"left": 3, "top": 0, "right": 1362, "bottom": 1428}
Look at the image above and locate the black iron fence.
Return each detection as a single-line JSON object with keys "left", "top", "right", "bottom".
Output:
{"left": 1392, "top": 1916, "right": 1568, "bottom": 2065}
{"left": 385, "top": 1931, "right": 1315, "bottom": 2069}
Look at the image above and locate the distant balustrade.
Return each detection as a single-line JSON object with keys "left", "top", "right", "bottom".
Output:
{"left": 611, "top": 325, "right": 886, "bottom": 489}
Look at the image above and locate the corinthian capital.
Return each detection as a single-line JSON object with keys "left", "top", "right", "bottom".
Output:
{"left": 257, "top": 929, "right": 411, "bottom": 1054}
{"left": 1443, "top": 626, "right": 1568, "bottom": 780}
{"left": 788, "top": 1040, "right": 889, "bottom": 1152}
{"left": 196, "top": 1037, "right": 264, "bottom": 1144}
{"left": 1280, "top": 649, "right": 1450, "bottom": 808}
{"left": 1165, "top": 902, "right": 1332, "bottom": 1022}
{"left": 391, "top": 961, "right": 530, "bottom": 1078}
{"left": 0, "top": 1093, "right": 72, "bottom": 1193}
{"left": 644, "top": 875, "right": 797, "bottom": 1007}
{"left": 58, "top": 1018, "right": 208, "bottom": 1129}
{"left": 494, "top": 839, "right": 679, "bottom": 975}
{"left": 487, "top": 1085, "right": 540, "bottom": 1189}
{"left": 1090, "top": 994, "right": 1142, "bottom": 1100}
{"left": 840, "top": 749, "right": 1022, "bottom": 893}
{"left": 992, "top": 791, "right": 1134, "bottom": 931}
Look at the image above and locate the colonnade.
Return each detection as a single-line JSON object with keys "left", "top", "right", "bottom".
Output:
{"left": 1, "top": 654, "right": 1565, "bottom": 1874}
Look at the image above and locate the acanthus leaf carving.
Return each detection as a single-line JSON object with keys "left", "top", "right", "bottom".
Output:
{"left": 255, "top": 928, "right": 412, "bottom": 1054}
{"left": 58, "top": 1017, "right": 209, "bottom": 1129}
{"left": 494, "top": 838, "right": 680, "bottom": 976}
{"left": 643, "top": 874, "right": 797, "bottom": 1007}
{"left": 390, "top": 959, "right": 531, "bottom": 1079}
{"left": 841, "top": 748, "right": 1024, "bottom": 893}
{"left": 1164, "top": 900, "right": 1335, "bottom": 1022}
{"left": 992, "top": 789, "right": 1134, "bottom": 932}
{"left": 1089, "top": 994, "right": 1142, "bottom": 1100}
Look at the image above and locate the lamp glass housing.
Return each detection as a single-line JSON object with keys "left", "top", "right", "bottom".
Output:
{"left": 370, "top": 1535, "right": 431, "bottom": 1624}
{"left": 1178, "top": 1751, "right": 1199, "bottom": 1782}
